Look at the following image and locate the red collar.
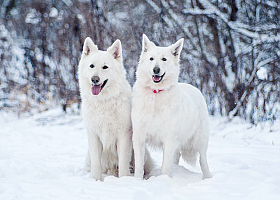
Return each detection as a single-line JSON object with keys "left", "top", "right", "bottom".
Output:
{"left": 153, "top": 89, "right": 163, "bottom": 93}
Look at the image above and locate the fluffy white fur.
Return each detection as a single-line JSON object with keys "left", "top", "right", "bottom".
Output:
{"left": 78, "top": 37, "right": 133, "bottom": 180}
{"left": 132, "top": 34, "right": 212, "bottom": 179}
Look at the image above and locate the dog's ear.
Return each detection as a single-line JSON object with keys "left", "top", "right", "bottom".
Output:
{"left": 83, "top": 37, "right": 98, "bottom": 55}
{"left": 107, "top": 39, "right": 122, "bottom": 62}
{"left": 142, "top": 34, "right": 155, "bottom": 53}
{"left": 170, "top": 38, "right": 184, "bottom": 58}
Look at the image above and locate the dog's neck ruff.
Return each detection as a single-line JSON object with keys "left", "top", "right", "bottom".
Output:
{"left": 153, "top": 89, "right": 163, "bottom": 93}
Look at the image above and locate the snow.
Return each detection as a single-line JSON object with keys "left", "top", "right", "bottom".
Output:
{"left": 266, "top": 1, "right": 277, "bottom": 8}
{"left": 25, "top": 9, "right": 40, "bottom": 24}
{"left": 257, "top": 67, "right": 268, "bottom": 80}
{"left": 77, "top": 14, "right": 86, "bottom": 24}
{"left": 1, "top": 109, "right": 280, "bottom": 200}
{"left": 115, "top": 12, "right": 129, "bottom": 20}
{"left": 49, "top": 7, "right": 59, "bottom": 18}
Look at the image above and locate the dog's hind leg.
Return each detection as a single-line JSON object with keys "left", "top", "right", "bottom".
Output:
{"left": 196, "top": 121, "right": 212, "bottom": 179}
{"left": 199, "top": 151, "right": 212, "bottom": 179}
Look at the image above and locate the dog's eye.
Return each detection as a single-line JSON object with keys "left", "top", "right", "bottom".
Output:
{"left": 90, "top": 64, "right": 94, "bottom": 68}
{"left": 102, "top": 65, "right": 108, "bottom": 69}
{"left": 162, "top": 58, "right": 167, "bottom": 61}
{"left": 150, "top": 57, "right": 154, "bottom": 61}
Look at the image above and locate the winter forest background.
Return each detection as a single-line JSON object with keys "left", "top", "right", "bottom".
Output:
{"left": 0, "top": 0, "right": 279, "bottom": 124}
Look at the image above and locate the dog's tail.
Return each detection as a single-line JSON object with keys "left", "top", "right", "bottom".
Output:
{"left": 181, "top": 144, "right": 198, "bottom": 166}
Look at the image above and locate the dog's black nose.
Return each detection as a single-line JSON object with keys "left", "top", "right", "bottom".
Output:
{"left": 91, "top": 76, "right": 100, "bottom": 84}
{"left": 153, "top": 66, "right": 160, "bottom": 74}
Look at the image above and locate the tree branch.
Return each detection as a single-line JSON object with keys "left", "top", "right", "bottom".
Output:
{"left": 228, "top": 57, "right": 275, "bottom": 120}
{"left": 182, "top": 0, "right": 280, "bottom": 44}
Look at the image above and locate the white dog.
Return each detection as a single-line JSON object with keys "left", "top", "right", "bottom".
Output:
{"left": 132, "top": 34, "right": 212, "bottom": 179}
{"left": 78, "top": 37, "right": 153, "bottom": 180}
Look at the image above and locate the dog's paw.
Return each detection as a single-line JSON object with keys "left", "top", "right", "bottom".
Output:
{"left": 134, "top": 171, "right": 144, "bottom": 179}
{"left": 91, "top": 174, "right": 102, "bottom": 181}
{"left": 84, "top": 165, "right": 91, "bottom": 172}
{"left": 203, "top": 173, "right": 213, "bottom": 179}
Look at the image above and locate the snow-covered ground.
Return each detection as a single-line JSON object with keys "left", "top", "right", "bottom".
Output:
{"left": 1, "top": 108, "right": 280, "bottom": 200}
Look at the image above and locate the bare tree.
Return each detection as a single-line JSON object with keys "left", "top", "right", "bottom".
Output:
{"left": 0, "top": 0, "right": 279, "bottom": 124}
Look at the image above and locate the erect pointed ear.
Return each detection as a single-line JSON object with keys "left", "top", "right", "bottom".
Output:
{"left": 170, "top": 38, "right": 184, "bottom": 58}
{"left": 83, "top": 37, "right": 98, "bottom": 56}
{"left": 107, "top": 39, "right": 122, "bottom": 62}
{"left": 142, "top": 34, "right": 155, "bottom": 53}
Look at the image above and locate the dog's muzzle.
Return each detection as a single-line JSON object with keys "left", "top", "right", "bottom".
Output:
{"left": 152, "top": 66, "right": 165, "bottom": 83}
{"left": 91, "top": 76, "right": 108, "bottom": 95}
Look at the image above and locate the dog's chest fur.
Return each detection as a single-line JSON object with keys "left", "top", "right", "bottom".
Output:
{"left": 82, "top": 93, "right": 131, "bottom": 149}
{"left": 133, "top": 86, "right": 181, "bottom": 147}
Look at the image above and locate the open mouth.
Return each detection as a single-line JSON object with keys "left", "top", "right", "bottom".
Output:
{"left": 152, "top": 73, "right": 165, "bottom": 83}
{"left": 91, "top": 79, "right": 108, "bottom": 95}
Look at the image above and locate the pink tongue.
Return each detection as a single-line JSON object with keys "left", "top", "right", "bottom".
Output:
{"left": 91, "top": 85, "right": 101, "bottom": 95}
{"left": 153, "top": 75, "right": 161, "bottom": 82}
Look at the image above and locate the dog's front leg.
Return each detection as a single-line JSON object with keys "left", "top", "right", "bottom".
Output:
{"left": 161, "top": 141, "right": 177, "bottom": 176}
{"left": 84, "top": 148, "right": 91, "bottom": 172}
{"left": 133, "top": 135, "right": 145, "bottom": 179}
{"left": 88, "top": 130, "right": 102, "bottom": 180}
{"left": 117, "top": 136, "right": 131, "bottom": 177}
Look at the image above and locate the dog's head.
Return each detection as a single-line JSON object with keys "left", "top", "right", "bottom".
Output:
{"left": 137, "top": 34, "right": 184, "bottom": 89}
{"left": 78, "top": 37, "right": 124, "bottom": 96}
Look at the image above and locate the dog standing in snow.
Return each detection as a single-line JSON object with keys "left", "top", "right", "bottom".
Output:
{"left": 78, "top": 37, "right": 132, "bottom": 180}
{"left": 132, "top": 34, "right": 212, "bottom": 179}
{"left": 78, "top": 37, "right": 153, "bottom": 180}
